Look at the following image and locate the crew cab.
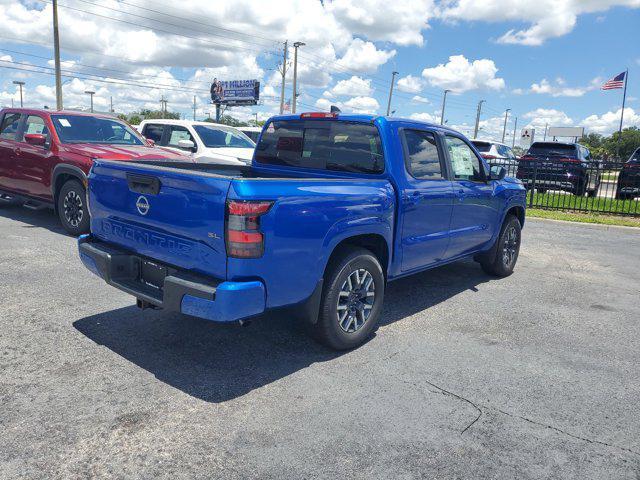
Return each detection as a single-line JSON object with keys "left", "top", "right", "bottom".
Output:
{"left": 139, "top": 119, "right": 255, "bottom": 166}
{"left": 470, "top": 139, "right": 518, "bottom": 168}
{"left": 516, "top": 141, "right": 601, "bottom": 196}
{"left": 0, "top": 108, "right": 186, "bottom": 235}
{"left": 78, "top": 113, "right": 526, "bottom": 350}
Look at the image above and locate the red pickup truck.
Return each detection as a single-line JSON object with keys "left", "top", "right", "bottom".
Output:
{"left": 0, "top": 108, "right": 184, "bottom": 235}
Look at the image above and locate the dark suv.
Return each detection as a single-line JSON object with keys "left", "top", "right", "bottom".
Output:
{"left": 616, "top": 147, "right": 640, "bottom": 200}
{"left": 516, "top": 142, "right": 601, "bottom": 196}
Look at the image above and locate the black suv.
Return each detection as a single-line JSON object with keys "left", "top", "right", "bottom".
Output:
{"left": 516, "top": 142, "right": 601, "bottom": 196}
{"left": 616, "top": 147, "right": 640, "bottom": 200}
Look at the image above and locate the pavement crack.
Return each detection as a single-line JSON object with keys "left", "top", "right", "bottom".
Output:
{"left": 493, "top": 408, "right": 640, "bottom": 457}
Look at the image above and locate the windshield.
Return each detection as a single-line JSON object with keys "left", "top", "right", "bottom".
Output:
{"left": 51, "top": 115, "right": 143, "bottom": 145}
{"left": 471, "top": 141, "right": 492, "bottom": 153}
{"left": 629, "top": 148, "right": 640, "bottom": 163}
{"left": 255, "top": 119, "right": 384, "bottom": 174}
{"left": 527, "top": 142, "right": 577, "bottom": 157}
{"left": 193, "top": 125, "right": 254, "bottom": 148}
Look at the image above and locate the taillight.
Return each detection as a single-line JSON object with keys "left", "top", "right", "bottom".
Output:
{"left": 520, "top": 155, "right": 535, "bottom": 161}
{"left": 558, "top": 157, "right": 581, "bottom": 164}
{"left": 300, "top": 112, "right": 338, "bottom": 118}
{"left": 482, "top": 154, "right": 497, "bottom": 159}
{"left": 226, "top": 200, "right": 273, "bottom": 258}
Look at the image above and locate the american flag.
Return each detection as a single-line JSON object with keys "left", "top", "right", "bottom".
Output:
{"left": 601, "top": 71, "right": 626, "bottom": 90}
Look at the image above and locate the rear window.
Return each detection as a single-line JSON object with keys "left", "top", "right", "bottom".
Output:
{"left": 629, "top": 148, "right": 640, "bottom": 163}
{"left": 255, "top": 120, "right": 384, "bottom": 174}
{"left": 528, "top": 142, "right": 577, "bottom": 157}
{"left": 471, "top": 141, "right": 491, "bottom": 153}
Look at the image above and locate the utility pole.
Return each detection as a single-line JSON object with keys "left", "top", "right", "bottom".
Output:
{"left": 386, "top": 71, "right": 399, "bottom": 116}
{"left": 52, "top": 0, "right": 63, "bottom": 110}
{"left": 292, "top": 41, "right": 305, "bottom": 114}
{"left": 84, "top": 90, "right": 95, "bottom": 112}
{"left": 501, "top": 108, "right": 511, "bottom": 143}
{"left": 512, "top": 116, "right": 518, "bottom": 148}
{"left": 110, "top": 96, "right": 113, "bottom": 113}
{"left": 473, "top": 100, "right": 485, "bottom": 139}
{"left": 12, "top": 81, "right": 25, "bottom": 108}
{"left": 279, "top": 40, "right": 288, "bottom": 115}
{"left": 440, "top": 89, "right": 451, "bottom": 125}
{"left": 160, "top": 95, "right": 168, "bottom": 118}
{"left": 193, "top": 95, "right": 197, "bottom": 121}
{"left": 543, "top": 123, "right": 548, "bottom": 141}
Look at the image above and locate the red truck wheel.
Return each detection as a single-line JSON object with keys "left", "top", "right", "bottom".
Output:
{"left": 57, "top": 179, "right": 90, "bottom": 236}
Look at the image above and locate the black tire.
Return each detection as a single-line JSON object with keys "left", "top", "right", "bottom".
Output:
{"left": 57, "top": 179, "right": 89, "bottom": 236}
{"left": 575, "top": 178, "right": 588, "bottom": 196}
{"left": 587, "top": 188, "right": 598, "bottom": 198}
{"left": 311, "top": 248, "right": 385, "bottom": 350}
{"left": 536, "top": 188, "right": 547, "bottom": 194}
{"left": 615, "top": 192, "right": 632, "bottom": 200}
{"left": 479, "top": 215, "right": 521, "bottom": 277}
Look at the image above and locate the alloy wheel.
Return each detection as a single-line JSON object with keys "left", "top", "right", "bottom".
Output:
{"left": 336, "top": 268, "right": 376, "bottom": 333}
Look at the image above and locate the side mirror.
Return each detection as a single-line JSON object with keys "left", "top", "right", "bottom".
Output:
{"left": 145, "top": 138, "right": 156, "bottom": 147}
{"left": 24, "top": 133, "right": 47, "bottom": 146}
{"left": 178, "top": 139, "right": 196, "bottom": 151}
{"left": 489, "top": 165, "right": 507, "bottom": 181}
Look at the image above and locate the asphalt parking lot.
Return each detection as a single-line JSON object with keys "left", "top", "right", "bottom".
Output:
{"left": 1, "top": 206, "right": 639, "bottom": 479}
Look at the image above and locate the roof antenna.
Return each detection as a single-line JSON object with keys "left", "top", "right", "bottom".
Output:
{"left": 330, "top": 105, "right": 341, "bottom": 114}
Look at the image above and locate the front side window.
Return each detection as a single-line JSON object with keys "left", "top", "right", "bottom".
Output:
{"left": 167, "top": 126, "right": 195, "bottom": 148}
{"left": 255, "top": 120, "right": 384, "bottom": 174}
{"left": 193, "top": 125, "right": 254, "bottom": 148}
{"left": 22, "top": 115, "right": 50, "bottom": 142}
{"left": 402, "top": 129, "right": 443, "bottom": 179}
{"left": 0, "top": 113, "right": 22, "bottom": 140}
{"left": 142, "top": 124, "right": 164, "bottom": 143}
{"left": 445, "top": 136, "right": 485, "bottom": 182}
{"left": 51, "top": 115, "right": 143, "bottom": 145}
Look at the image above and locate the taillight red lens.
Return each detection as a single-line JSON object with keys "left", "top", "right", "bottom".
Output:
{"left": 482, "top": 154, "right": 497, "bottom": 159}
{"left": 300, "top": 112, "right": 338, "bottom": 118}
{"left": 226, "top": 200, "right": 273, "bottom": 258}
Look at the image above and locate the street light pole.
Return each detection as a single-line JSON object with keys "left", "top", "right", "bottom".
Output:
{"left": 473, "top": 100, "right": 485, "bottom": 139}
{"left": 512, "top": 116, "right": 518, "bottom": 148}
{"left": 84, "top": 90, "right": 95, "bottom": 112}
{"left": 501, "top": 108, "right": 511, "bottom": 143}
{"left": 193, "top": 95, "right": 196, "bottom": 121}
{"left": 386, "top": 71, "right": 399, "bottom": 116}
{"left": 440, "top": 89, "right": 451, "bottom": 125}
{"left": 12, "top": 81, "right": 25, "bottom": 108}
{"left": 52, "top": 0, "right": 63, "bottom": 110}
{"left": 279, "top": 40, "right": 288, "bottom": 115}
{"left": 292, "top": 41, "right": 305, "bottom": 114}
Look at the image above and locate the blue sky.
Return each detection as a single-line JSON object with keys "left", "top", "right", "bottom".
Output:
{"left": 0, "top": 0, "right": 638, "bottom": 141}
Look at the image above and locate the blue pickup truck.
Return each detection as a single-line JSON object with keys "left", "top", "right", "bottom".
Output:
{"left": 78, "top": 112, "right": 526, "bottom": 349}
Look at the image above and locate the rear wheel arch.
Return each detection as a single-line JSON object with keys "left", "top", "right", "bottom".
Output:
{"left": 324, "top": 233, "right": 389, "bottom": 280}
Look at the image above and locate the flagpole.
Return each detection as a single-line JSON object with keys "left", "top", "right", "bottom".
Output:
{"left": 616, "top": 68, "right": 628, "bottom": 159}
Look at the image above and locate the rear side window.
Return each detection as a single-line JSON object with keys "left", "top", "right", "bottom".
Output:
{"left": 142, "top": 124, "right": 164, "bottom": 143}
{"left": 402, "top": 129, "right": 443, "bottom": 179}
{"left": 167, "top": 126, "right": 195, "bottom": 148}
{"left": 0, "top": 113, "right": 22, "bottom": 140}
{"left": 255, "top": 120, "right": 384, "bottom": 174}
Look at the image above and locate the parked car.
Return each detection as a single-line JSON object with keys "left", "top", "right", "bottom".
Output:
{"left": 79, "top": 112, "right": 526, "bottom": 350}
{"left": 239, "top": 126, "right": 262, "bottom": 143}
{"left": 516, "top": 141, "right": 601, "bottom": 196}
{"left": 139, "top": 119, "right": 255, "bottom": 165}
{"left": 470, "top": 139, "right": 518, "bottom": 168}
{"left": 616, "top": 147, "right": 640, "bottom": 200}
{"left": 0, "top": 108, "right": 185, "bottom": 235}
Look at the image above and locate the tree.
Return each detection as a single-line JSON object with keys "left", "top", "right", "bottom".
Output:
{"left": 604, "top": 127, "right": 640, "bottom": 160}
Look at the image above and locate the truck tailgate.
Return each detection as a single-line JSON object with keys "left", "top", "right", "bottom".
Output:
{"left": 88, "top": 160, "right": 231, "bottom": 280}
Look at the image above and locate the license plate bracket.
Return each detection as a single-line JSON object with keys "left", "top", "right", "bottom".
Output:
{"left": 139, "top": 260, "right": 167, "bottom": 290}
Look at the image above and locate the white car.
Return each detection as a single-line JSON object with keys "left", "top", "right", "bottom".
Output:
{"left": 138, "top": 119, "right": 255, "bottom": 165}
{"left": 470, "top": 139, "right": 517, "bottom": 167}
{"left": 239, "top": 126, "right": 262, "bottom": 143}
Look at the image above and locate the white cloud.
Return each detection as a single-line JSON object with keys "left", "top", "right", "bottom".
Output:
{"left": 327, "top": 0, "right": 434, "bottom": 46}
{"left": 315, "top": 95, "right": 380, "bottom": 113}
{"left": 409, "top": 112, "right": 439, "bottom": 123}
{"left": 421, "top": 55, "right": 505, "bottom": 93}
{"left": 582, "top": 108, "right": 640, "bottom": 135}
{"left": 397, "top": 75, "right": 424, "bottom": 94}
{"left": 522, "top": 108, "right": 574, "bottom": 130}
{"left": 336, "top": 39, "right": 396, "bottom": 73}
{"left": 439, "top": 0, "right": 640, "bottom": 46}
{"left": 328, "top": 76, "right": 373, "bottom": 97}
{"left": 411, "top": 95, "right": 430, "bottom": 104}
{"left": 529, "top": 77, "right": 600, "bottom": 97}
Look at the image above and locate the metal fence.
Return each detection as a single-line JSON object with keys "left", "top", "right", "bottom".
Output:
{"left": 490, "top": 158, "right": 640, "bottom": 217}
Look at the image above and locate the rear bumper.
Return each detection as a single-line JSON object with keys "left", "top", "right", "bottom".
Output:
{"left": 78, "top": 235, "right": 265, "bottom": 322}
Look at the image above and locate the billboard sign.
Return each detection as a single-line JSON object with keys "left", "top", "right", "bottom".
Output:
{"left": 211, "top": 79, "right": 259, "bottom": 106}
{"left": 547, "top": 127, "right": 584, "bottom": 140}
